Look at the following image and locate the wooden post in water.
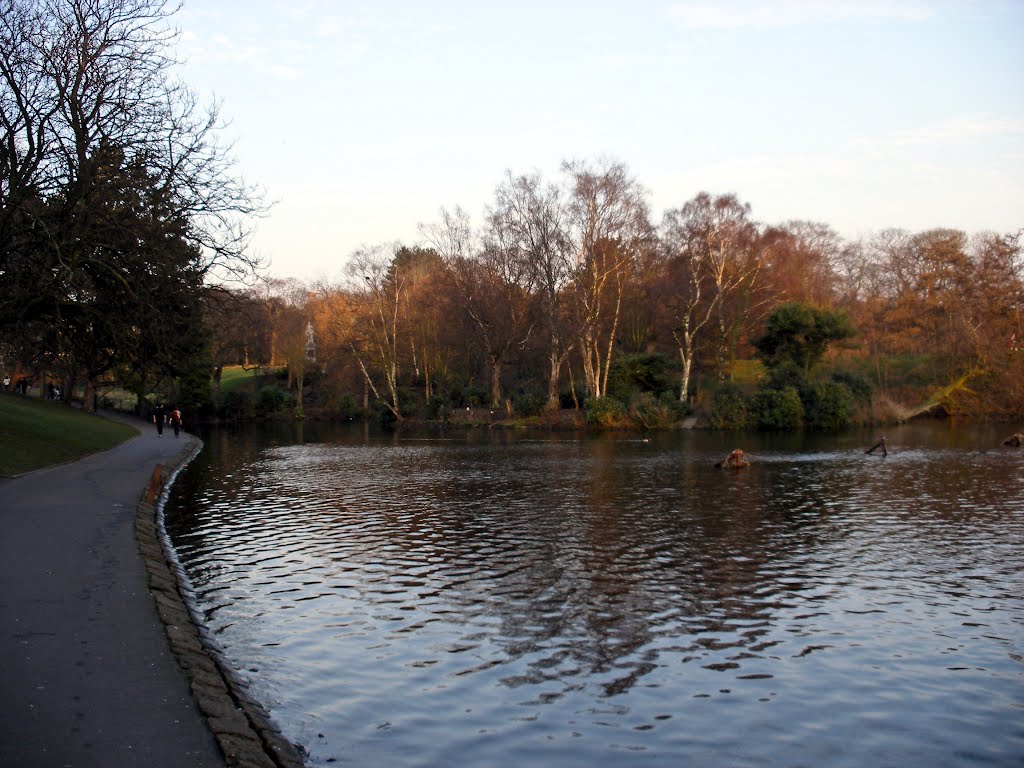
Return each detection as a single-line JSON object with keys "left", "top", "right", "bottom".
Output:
{"left": 866, "top": 437, "right": 888, "bottom": 456}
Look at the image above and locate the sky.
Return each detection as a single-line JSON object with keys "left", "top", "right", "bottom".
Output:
{"left": 174, "top": 0, "right": 1024, "bottom": 282}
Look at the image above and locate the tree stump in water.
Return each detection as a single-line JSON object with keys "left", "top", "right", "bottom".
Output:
{"left": 716, "top": 449, "right": 749, "bottom": 469}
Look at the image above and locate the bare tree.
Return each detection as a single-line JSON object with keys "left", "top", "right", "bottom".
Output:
{"left": 423, "top": 204, "right": 537, "bottom": 408}
{"left": 487, "top": 171, "right": 573, "bottom": 410}
{"left": 346, "top": 243, "right": 406, "bottom": 421}
{"left": 660, "top": 207, "right": 720, "bottom": 402}
{"left": 0, "top": 0, "right": 267, "bottom": 406}
{"left": 759, "top": 220, "right": 843, "bottom": 306}
{"left": 665, "top": 192, "right": 760, "bottom": 381}
{"left": 563, "top": 158, "right": 653, "bottom": 399}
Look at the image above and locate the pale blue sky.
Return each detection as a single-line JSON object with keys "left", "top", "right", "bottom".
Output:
{"left": 176, "top": 0, "right": 1024, "bottom": 280}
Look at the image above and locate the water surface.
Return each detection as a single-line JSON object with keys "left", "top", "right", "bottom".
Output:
{"left": 165, "top": 423, "right": 1024, "bottom": 767}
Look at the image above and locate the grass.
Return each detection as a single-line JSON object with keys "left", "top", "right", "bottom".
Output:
{"left": 0, "top": 393, "right": 138, "bottom": 477}
{"left": 219, "top": 365, "right": 277, "bottom": 394}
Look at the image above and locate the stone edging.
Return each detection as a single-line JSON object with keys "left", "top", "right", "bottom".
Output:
{"left": 135, "top": 437, "right": 307, "bottom": 768}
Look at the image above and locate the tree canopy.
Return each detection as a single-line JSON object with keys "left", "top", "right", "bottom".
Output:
{"left": 752, "top": 302, "right": 856, "bottom": 373}
{"left": 0, "top": 0, "right": 265, "bottom": 407}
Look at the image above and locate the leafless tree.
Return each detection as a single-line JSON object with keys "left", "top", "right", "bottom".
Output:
{"left": 346, "top": 243, "right": 405, "bottom": 421}
{"left": 563, "top": 158, "right": 652, "bottom": 399}
{"left": 660, "top": 207, "right": 720, "bottom": 402}
{"left": 423, "top": 203, "right": 537, "bottom": 408}
{"left": 487, "top": 171, "right": 573, "bottom": 409}
{"left": 1, "top": 0, "right": 266, "bottom": 283}
{"left": 664, "top": 192, "right": 760, "bottom": 381}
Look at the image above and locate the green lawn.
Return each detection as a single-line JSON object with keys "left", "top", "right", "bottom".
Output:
{"left": 0, "top": 394, "right": 138, "bottom": 477}
{"left": 219, "top": 365, "right": 268, "bottom": 393}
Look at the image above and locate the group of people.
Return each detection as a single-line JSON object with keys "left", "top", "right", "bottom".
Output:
{"left": 152, "top": 403, "right": 184, "bottom": 438}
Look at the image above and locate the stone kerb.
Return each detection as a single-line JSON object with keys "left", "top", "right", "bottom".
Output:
{"left": 136, "top": 439, "right": 307, "bottom": 768}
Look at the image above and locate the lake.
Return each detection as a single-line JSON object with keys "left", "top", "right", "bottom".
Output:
{"left": 163, "top": 421, "right": 1024, "bottom": 767}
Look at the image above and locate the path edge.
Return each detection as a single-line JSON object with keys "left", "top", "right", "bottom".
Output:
{"left": 135, "top": 437, "right": 307, "bottom": 768}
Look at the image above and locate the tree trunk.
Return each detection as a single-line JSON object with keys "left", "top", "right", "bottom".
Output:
{"left": 679, "top": 348, "right": 693, "bottom": 404}
{"left": 490, "top": 355, "right": 503, "bottom": 408}
{"left": 83, "top": 377, "right": 96, "bottom": 413}
{"left": 546, "top": 347, "right": 561, "bottom": 410}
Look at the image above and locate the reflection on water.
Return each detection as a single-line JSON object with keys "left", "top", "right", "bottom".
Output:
{"left": 165, "top": 423, "right": 1024, "bottom": 767}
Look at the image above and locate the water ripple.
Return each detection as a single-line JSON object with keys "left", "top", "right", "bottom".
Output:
{"left": 165, "top": 425, "right": 1024, "bottom": 768}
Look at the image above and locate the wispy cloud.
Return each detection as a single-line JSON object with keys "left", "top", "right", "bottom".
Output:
{"left": 859, "top": 114, "right": 1024, "bottom": 149}
{"left": 668, "top": 0, "right": 935, "bottom": 29}
{"left": 182, "top": 32, "right": 305, "bottom": 81}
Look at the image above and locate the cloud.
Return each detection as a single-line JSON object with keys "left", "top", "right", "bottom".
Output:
{"left": 857, "top": 114, "right": 1024, "bottom": 149}
{"left": 888, "top": 115, "right": 1024, "bottom": 146}
{"left": 668, "top": 0, "right": 935, "bottom": 29}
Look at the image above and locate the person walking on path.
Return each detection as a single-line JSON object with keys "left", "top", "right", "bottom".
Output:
{"left": 0, "top": 414, "right": 224, "bottom": 767}
{"left": 153, "top": 402, "right": 166, "bottom": 436}
{"left": 169, "top": 406, "right": 183, "bottom": 438}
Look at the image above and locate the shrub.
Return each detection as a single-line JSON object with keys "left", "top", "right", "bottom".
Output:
{"left": 831, "top": 370, "right": 874, "bottom": 404}
{"left": 396, "top": 387, "right": 420, "bottom": 417}
{"left": 222, "top": 389, "right": 252, "bottom": 419}
{"left": 335, "top": 392, "right": 362, "bottom": 419}
{"left": 378, "top": 406, "right": 398, "bottom": 427}
{"left": 750, "top": 386, "right": 804, "bottom": 430}
{"left": 709, "top": 382, "right": 749, "bottom": 429}
{"left": 586, "top": 396, "right": 627, "bottom": 427}
{"left": 607, "top": 353, "right": 674, "bottom": 402}
{"left": 447, "top": 383, "right": 488, "bottom": 408}
{"left": 765, "top": 361, "right": 807, "bottom": 392}
{"left": 513, "top": 391, "right": 547, "bottom": 418}
{"left": 804, "top": 380, "right": 855, "bottom": 430}
{"left": 256, "top": 384, "right": 289, "bottom": 414}
{"left": 629, "top": 392, "right": 679, "bottom": 429}
{"left": 426, "top": 394, "right": 448, "bottom": 420}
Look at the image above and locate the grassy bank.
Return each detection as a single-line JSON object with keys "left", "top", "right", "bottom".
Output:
{"left": 0, "top": 394, "right": 138, "bottom": 477}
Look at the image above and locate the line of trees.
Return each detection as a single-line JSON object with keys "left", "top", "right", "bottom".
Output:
{"left": 214, "top": 161, "right": 1023, "bottom": 425}
{"left": 0, "top": 0, "right": 264, "bottom": 410}
{"left": 3, "top": 2, "right": 1020, "bottom": 426}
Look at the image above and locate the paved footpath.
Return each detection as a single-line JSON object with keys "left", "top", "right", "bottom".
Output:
{"left": 0, "top": 409, "right": 309, "bottom": 768}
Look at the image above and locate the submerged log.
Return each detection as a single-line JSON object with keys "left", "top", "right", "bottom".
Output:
{"left": 866, "top": 437, "right": 888, "bottom": 456}
{"left": 716, "top": 449, "right": 749, "bottom": 469}
{"left": 1002, "top": 432, "right": 1023, "bottom": 447}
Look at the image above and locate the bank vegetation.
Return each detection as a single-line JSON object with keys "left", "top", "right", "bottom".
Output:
{"left": 2, "top": 1, "right": 1021, "bottom": 430}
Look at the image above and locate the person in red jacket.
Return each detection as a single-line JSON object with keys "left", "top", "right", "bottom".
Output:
{"left": 169, "top": 407, "right": 183, "bottom": 438}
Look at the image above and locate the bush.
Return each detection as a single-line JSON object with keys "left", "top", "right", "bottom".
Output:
{"left": 765, "top": 362, "right": 807, "bottom": 392}
{"left": 629, "top": 392, "right": 680, "bottom": 429}
{"left": 709, "top": 382, "right": 749, "bottom": 429}
{"left": 831, "top": 370, "right": 874, "bottom": 404}
{"left": 337, "top": 393, "right": 361, "bottom": 417}
{"left": 586, "top": 396, "right": 627, "bottom": 427}
{"left": 378, "top": 406, "right": 398, "bottom": 428}
{"left": 607, "top": 353, "right": 674, "bottom": 402}
{"left": 513, "top": 391, "right": 547, "bottom": 418}
{"left": 426, "top": 394, "right": 448, "bottom": 420}
{"left": 750, "top": 386, "right": 804, "bottom": 430}
{"left": 396, "top": 387, "right": 420, "bottom": 417}
{"left": 804, "top": 380, "right": 855, "bottom": 430}
{"left": 256, "top": 384, "right": 290, "bottom": 414}
{"left": 222, "top": 389, "right": 252, "bottom": 419}
{"left": 447, "top": 383, "right": 488, "bottom": 408}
